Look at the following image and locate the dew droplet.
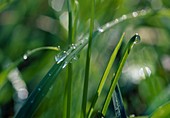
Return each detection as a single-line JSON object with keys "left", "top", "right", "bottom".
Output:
{"left": 55, "top": 51, "right": 67, "bottom": 64}
{"left": 106, "top": 23, "right": 110, "bottom": 27}
{"left": 23, "top": 54, "right": 28, "bottom": 60}
{"left": 132, "top": 12, "right": 138, "bottom": 17}
{"left": 38, "top": 88, "right": 41, "bottom": 91}
{"left": 57, "top": 46, "right": 61, "bottom": 50}
{"left": 49, "top": 86, "right": 53, "bottom": 91}
{"left": 48, "top": 73, "right": 52, "bottom": 76}
{"left": 114, "top": 19, "right": 119, "bottom": 23}
{"left": 73, "top": 55, "right": 79, "bottom": 61}
{"left": 134, "top": 33, "right": 141, "bottom": 44}
{"left": 98, "top": 28, "right": 104, "bottom": 33}
{"left": 71, "top": 44, "right": 76, "bottom": 49}
{"left": 62, "top": 62, "right": 68, "bottom": 69}
{"left": 140, "top": 9, "right": 147, "bottom": 15}
{"left": 121, "top": 15, "right": 127, "bottom": 20}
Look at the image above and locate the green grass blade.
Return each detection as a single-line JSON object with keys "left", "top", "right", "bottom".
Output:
{"left": 112, "top": 84, "right": 127, "bottom": 118}
{"left": 15, "top": 62, "right": 64, "bottom": 118}
{"left": 101, "top": 34, "right": 141, "bottom": 116}
{"left": 82, "top": 0, "right": 95, "bottom": 117}
{"left": 87, "top": 33, "right": 125, "bottom": 118}
{"left": 0, "top": 46, "right": 60, "bottom": 90}
{"left": 65, "top": 0, "right": 73, "bottom": 118}
{"left": 150, "top": 101, "right": 170, "bottom": 118}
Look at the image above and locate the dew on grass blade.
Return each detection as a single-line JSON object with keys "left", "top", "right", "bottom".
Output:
{"left": 134, "top": 33, "right": 141, "bottom": 44}
{"left": 62, "top": 61, "right": 68, "bottom": 69}
{"left": 121, "top": 15, "right": 127, "bottom": 20}
{"left": 38, "top": 88, "right": 41, "bottom": 91}
{"left": 23, "top": 54, "right": 28, "bottom": 60}
{"left": 48, "top": 73, "right": 52, "bottom": 76}
{"left": 57, "top": 46, "right": 61, "bottom": 50}
{"left": 98, "top": 28, "right": 104, "bottom": 33}
{"left": 55, "top": 51, "right": 67, "bottom": 64}
{"left": 132, "top": 12, "right": 138, "bottom": 17}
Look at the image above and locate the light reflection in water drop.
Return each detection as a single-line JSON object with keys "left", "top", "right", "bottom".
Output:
{"left": 23, "top": 54, "right": 28, "bottom": 60}
{"left": 139, "top": 66, "right": 151, "bottom": 79}
{"left": 132, "top": 12, "right": 138, "bottom": 17}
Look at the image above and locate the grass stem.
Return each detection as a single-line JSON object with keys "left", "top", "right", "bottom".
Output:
{"left": 82, "top": 0, "right": 95, "bottom": 117}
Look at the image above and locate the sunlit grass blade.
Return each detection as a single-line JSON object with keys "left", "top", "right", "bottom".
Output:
{"left": 81, "top": 0, "right": 95, "bottom": 118}
{"left": 101, "top": 33, "right": 141, "bottom": 116}
{"left": 150, "top": 101, "right": 170, "bottom": 118}
{"left": 87, "top": 33, "right": 125, "bottom": 118}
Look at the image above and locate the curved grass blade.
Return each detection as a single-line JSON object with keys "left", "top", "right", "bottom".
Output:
{"left": 82, "top": 0, "right": 95, "bottom": 117}
{"left": 101, "top": 34, "right": 141, "bottom": 116}
{"left": 87, "top": 33, "right": 125, "bottom": 118}
{"left": 65, "top": 0, "right": 73, "bottom": 118}
{"left": 0, "top": 46, "right": 60, "bottom": 91}
{"left": 150, "top": 101, "right": 170, "bottom": 118}
{"left": 15, "top": 61, "right": 64, "bottom": 118}
{"left": 15, "top": 10, "right": 150, "bottom": 118}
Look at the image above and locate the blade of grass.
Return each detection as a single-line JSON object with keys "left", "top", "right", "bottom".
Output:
{"left": 72, "top": 0, "right": 79, "bottom": 43}
{"left": 82, "top": 0, "right": 95, "bottom": 117}
{"left": 65, "top": 0, "right": 73, "bottom": 118}
{"left": 112, "top": 84, "right": 127, "bottom": 118}
{"left": 0, "top": 46, "right": 60, "bottom": 90}
{"left": 101, "top": 33, "right": 141, "bottom": 116}
{"left": 87, "top": 33, "right": 125, "bottom": 118}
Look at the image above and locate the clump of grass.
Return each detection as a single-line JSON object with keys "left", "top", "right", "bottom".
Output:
{"left": 1, "top": 1, "right": 159, "bottom": 118}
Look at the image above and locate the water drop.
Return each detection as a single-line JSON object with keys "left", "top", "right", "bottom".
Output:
{"left": 140, "top": 9, "right": 146, "bottom": 15}
{"left": 121, "top": 15, "right": 127, "bottom": 20}
{"left": 134, "top": 33, "right": 141, "bottom": 44}
{"left": 23, "top": 54, "right": 28, "bottom": 60}
{"left": 98, "top": 28, "right": 104, "bottom": 33}
{"left": 38, "top": 88, "right": 41, "bottom": 91}
{"left": 57, "top": 46, "right": 61, "bottom": 50}
{"left": 73, "top": 55, "right": 79, "bottom": 61}
{"left": 71, "top": 44, "right": 76, "bottom": 49}
{"left": 132, "top": 12, "right": 138, "bottom": 17}
{"left": 62, "top": 62, "right": 68, "bottom": 69}
{"left": 106, "top": 23, "right": 110, "bottom": 27}
{"left": 48, "top": 73, "right": 52, "bottom": 76}
{"left": 114, "top": 19, "right": 119, "bottom": 23}
{"left": 55, "top": 51, "right": 67, "bottom": 64}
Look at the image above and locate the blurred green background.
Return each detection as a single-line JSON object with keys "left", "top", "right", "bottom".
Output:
{"left": 0, "top": 0, "right": 170, "bottom": 117}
